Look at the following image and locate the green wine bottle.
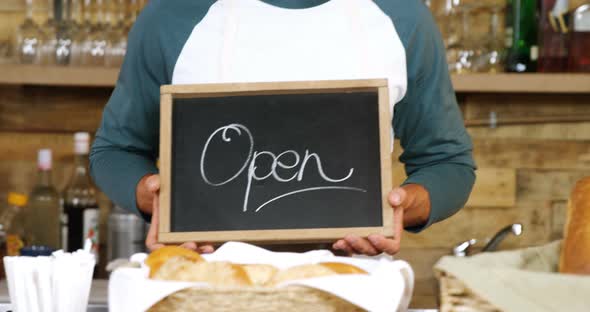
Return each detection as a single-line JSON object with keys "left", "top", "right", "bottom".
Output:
{"left": 505, "top": 0, "right": 539, "bottom": 72}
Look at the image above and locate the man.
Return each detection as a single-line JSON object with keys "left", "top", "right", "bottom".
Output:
{"left": 90, "top": 0, "right": 476, "bottom": 255}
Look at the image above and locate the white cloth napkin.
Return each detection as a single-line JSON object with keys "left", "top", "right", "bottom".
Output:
{"left": 435, "top": 241, "right": 590, "bottom": 312}
{"left": 3, "top": 247, "right": 96, "bottom": 312}
{"left": 109, "top": 241, "right": 414, "bottom": 312}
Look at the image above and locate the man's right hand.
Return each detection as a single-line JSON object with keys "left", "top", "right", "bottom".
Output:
{"left": 137, "top": 174, "right": 214, "bottom": 253}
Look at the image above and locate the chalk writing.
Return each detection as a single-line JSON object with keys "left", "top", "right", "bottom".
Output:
{"left": 200, "top": 124, "right": 366, "bottom": 212}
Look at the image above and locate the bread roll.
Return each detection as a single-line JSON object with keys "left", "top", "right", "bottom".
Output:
{"left": 241, "top": 264, "right": 278, "bottom": 286}
{"left": 153, "top": 258, "right": 252, "bottom": 287}
{"left": 145, "top": 246, "right": 203, "bottom": 278}
{"left": 560, "top": 177, "right": 590, "bottom": 274}
{"left": 271, "top": 262, "right": 367, "bottom": 286}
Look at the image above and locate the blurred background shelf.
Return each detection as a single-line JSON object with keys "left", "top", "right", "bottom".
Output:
{"left": 451, "top": 73, "right": 590, "bottom": 94}
{"left": 2, "top": 65, "right": 590, "bottom": 94}
{"left": 0, "top": 64, "right": 119, "bottom": 87}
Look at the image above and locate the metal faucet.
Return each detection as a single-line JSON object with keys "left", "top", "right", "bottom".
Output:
{"left": 482, "top": 223, "right": 523, "bottom": 252}
{"left": 452, "top": 223, "right": 523, "bottom": 257}
{"left": 452, "top": 239, "right": 477, "bottom": 257}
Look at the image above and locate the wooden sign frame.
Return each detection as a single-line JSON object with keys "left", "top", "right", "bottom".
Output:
{"left": 158, "top": 79, "right": 393, "bottom": 244}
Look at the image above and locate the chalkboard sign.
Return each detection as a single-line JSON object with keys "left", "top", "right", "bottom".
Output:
{"left": 158, "top": 80, "right": 393, "bottom": 243}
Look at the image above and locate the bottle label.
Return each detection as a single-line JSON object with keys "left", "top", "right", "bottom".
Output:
{"left": 505, "top": 27, "right": 514, "bottom": 48}
{"left": 83, "top": 208, "right": 100, "bottom": 259}
{"left": 530, "top": 45, "right": 539, "bottom": 61}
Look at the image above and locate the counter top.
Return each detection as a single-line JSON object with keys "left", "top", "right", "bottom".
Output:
{"left": 0, "top": 279, "right": 437, "bottom": 311}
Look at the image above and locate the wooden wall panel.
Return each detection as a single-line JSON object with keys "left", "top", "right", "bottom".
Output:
{"left": 549, "top": 201, "right": 568, "bottom": 241}
{"left": 404, "top": 203, "right": 549, "bottom": 249}
{"left": 466, "top": 168, "right": 515, "bottom": 207}
{"left": 468, "top": 123, "right": 590, "bottom": 141}
{"left": 464, "top": 94, "right": 590, "bottom": 120}
{"left": 517, "top": 169, "right": 590, "bottom": 202}
{"left": 473, "top": 139, "right": 590, "bottom": 170}
{"left": 0, "top": 86, "right": 106, "bottom": 132}
{"left": 0, "top": 132, "right": 74, "bottom": 162}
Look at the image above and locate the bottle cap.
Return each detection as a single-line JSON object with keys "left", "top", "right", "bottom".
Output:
{"left": 38, "top": 149, "right": 52, "bottom": 170}
{"left": 7, "top": 192, "right": 28, "bottom": 207}
{"left": 74, "top": 132, "right": 90, "bottom": 155}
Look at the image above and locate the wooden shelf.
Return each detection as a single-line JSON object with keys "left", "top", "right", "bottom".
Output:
{"left": 451, "top": 73, "right": 590, "bottom": 93}
{"left": 2, "top": 64, "right": 590, "bottom": 93}
{"left": 0, "top": 64, "right": 119, "bottom": 87}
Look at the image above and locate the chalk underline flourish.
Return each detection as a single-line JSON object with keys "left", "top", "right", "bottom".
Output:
{"left": 255, "top": 186, "right": 367, "bottom": 212}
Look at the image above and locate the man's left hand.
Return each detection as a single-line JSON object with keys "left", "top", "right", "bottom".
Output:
{"left": 332, "top": 184, "right": 430, "bottom": 256}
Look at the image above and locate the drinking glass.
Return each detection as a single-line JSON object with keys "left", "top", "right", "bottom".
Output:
{"left": 56, "top": 0, "right": 75, "bottom": 65}
{"left": 81, "top": 0, "right": 107, "bottom": 66}
{"left": 69, "top": 0, "right": 86, "bottom": 66}
{"left": 472, "top": 5, "right": 506, "bottom": 73}
{"left": 39, "top": 0, "right": 59, "bottom": 65}
{"left": 16, "top": 0, "right": 45, "bottom": 64}
{"left": 447, "top": 4, "right": 479, "bottom": 73}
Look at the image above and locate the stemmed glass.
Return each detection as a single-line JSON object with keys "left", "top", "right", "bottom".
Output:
{"left": 55, "top": 0, "right": 75, "bottom": 65}
{"left": 80, "top": 0, "right": 107, "bottom": 66}
{"left": 16, "top": 0, "right": 45, "bottom": 64}
{"left": 69, "top": 0, "right": 86, "bottom": 66}
{"left": 125, "top": 0, "right": 138, "bottom": 34}
{"left": 105, "top": 0, "right": 127, "bottom": 67}
{"left": 39, "top": 0, "right": 58, "bottom": 65}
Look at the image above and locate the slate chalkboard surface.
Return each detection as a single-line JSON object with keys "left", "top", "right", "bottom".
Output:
{"left": 158, "top": 80, "right": 393, "bottom": 243}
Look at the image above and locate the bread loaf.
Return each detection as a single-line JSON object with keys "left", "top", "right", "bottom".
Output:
{"left": 145, "top": 246, "right": 203, "bottom": 278}
{"left": 153, "top": 258, "right": 252, "bottom": 287}
{"left": 271, "top": 263, "right": 367, "bottom": 286}
{"left": 241, "top": 264, "right": 278, "bottom": 286}
{"left": 559, "top": 177, "right": 590, "bottom": 274}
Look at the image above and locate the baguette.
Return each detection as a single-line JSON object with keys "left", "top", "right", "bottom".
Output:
{"left": 559, "top": 177, "right": 590, "bottom": 274}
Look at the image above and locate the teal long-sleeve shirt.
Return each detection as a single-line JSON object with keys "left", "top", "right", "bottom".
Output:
{"left": 90, "top": 0, "right": 476, "bottom": 232}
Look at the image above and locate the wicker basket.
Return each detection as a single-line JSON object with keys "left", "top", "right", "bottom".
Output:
{"left": 438, "top": 272, "right": 501, "bottom": 312}
{"left": 148, "top": 285, "right": 365, "bottom": 312}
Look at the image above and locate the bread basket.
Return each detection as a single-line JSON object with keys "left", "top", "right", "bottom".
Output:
{"left": 108, "top": 242, "right": 414, "bottom": 312}
{"left": 149, "top": 286, "right": 364, "bottom": 312}
{"left": 438, "top": 272, "right": 500, "bottom": 312}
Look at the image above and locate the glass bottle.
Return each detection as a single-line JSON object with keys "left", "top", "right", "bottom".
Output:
{"left": 538, "top": 0, "right": 569, "bottom": 72}
{"left": 569, "top": 3, "right": 590, "bottom": 72}
{"left": 26, "top": 149, "right": 62, "bottom": 249}
{"left": 505, "top": 0, "right": 539, "bottom": 72}
{"left": 63, "top": 132, "right": 100, "bottom": 259}
{"left": 1, "top": 193, "right": 28, "bottom": 257}
{"left": 16, "top": 0, "right": 44, "bottom": 64}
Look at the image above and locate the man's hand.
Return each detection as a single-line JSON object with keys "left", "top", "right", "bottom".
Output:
{"left": 332, "top": 184, "right": 431, "bottom": 256}
{"left": 138, "top": 174, "right": 215, "bottom": 253}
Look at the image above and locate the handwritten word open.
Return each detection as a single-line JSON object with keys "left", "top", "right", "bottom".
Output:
{"left": 200, "top": 124, "right": 367, "bottom": 212}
